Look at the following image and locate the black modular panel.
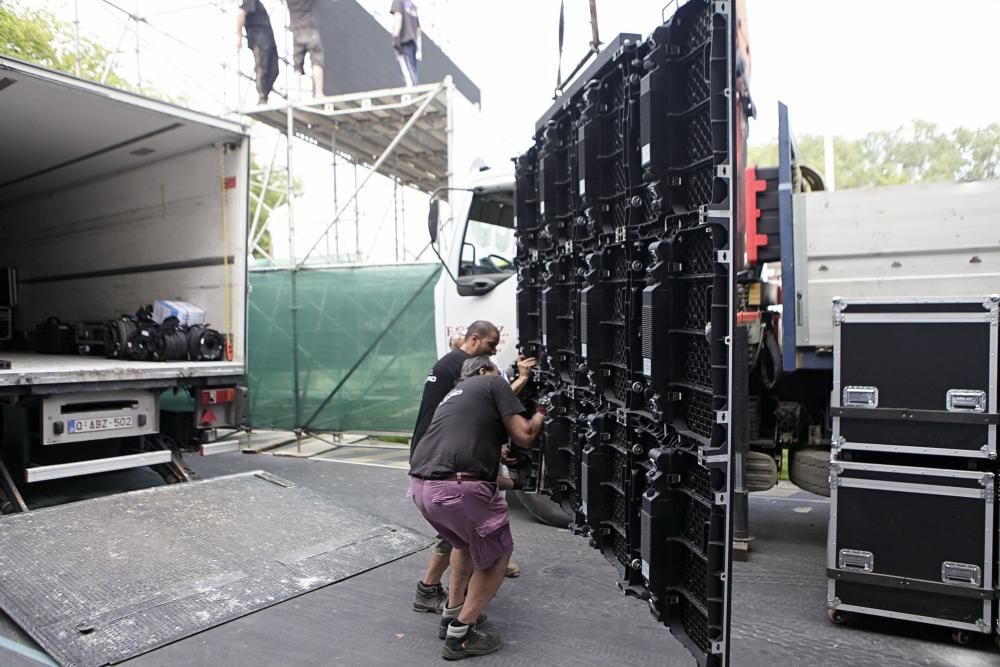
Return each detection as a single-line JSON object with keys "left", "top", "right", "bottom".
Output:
{"left": 827, "top": 461, "right": 995, "bottom": 633}
{"left": 513, "top": 1, "right": 739, "bottom": 664}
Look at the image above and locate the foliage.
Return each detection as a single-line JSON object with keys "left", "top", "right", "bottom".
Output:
{"left": 250, "top": 159, "right": 305, "bottom": 260}
{"left": 0, "top": 0, "right": 132, "bottom": 90}
{"left": 749, "top": 120, "right": 1000, "bottom": 189}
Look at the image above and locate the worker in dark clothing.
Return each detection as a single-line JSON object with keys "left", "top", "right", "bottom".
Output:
{"left": 411, "top": 321, "right": 500, "bottom": 614}
{"left": 236, "top": 0, "right": 278, "bottom": 104}
{"left": 286, "top": 0, "right": 325, "bottom": 96}
{"left": 390, "top": 0, "right": 421, "bottom": 86}
{"left": 409, "top": 355, "right": 546, "bottom": 659}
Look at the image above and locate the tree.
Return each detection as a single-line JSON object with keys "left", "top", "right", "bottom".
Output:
{"left": 748, "top": 120, "right": 1000, "bottom": 189}
{"left": 0, "top": 0, "right": 132, "bottom": 90}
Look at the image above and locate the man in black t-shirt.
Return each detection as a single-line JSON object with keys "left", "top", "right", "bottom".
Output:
{"left": 409, "top": 356, "right": 546, "bottom": 660}
{"left": 410, "top": 321, "right": 499, "bottom": 614}
{"left": 236, "top": 0, "right": 278, "bottom": 104}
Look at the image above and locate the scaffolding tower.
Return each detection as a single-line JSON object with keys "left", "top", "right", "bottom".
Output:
{"left": 246, "top": 79, "right": 454, "bottom": 268}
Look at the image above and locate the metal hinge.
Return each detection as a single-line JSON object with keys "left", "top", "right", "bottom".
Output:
{"left": 699, "top": 205, "right": 732, "bottom": 223}
{"left": 716, "top": 410, "right": 730, "bottom": 425}
{"left": 713, "top": 1, "right": 730, "bottom": 16}
{"left": 716, "top": 164, "right": 731, "bottom": 179}
{"left": 983, "top": 295, "right": 999, "bottom": 321}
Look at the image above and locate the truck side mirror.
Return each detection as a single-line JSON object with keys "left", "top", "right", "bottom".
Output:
{"left": 428, "top": 200, "right": 440, "bottom": 244}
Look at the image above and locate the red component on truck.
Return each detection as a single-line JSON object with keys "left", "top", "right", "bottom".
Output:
{"left": 744, "top": 165, "right": 769, "bottom": 265}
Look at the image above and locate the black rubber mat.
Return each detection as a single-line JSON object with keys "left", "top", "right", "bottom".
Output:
{"left": 0, "top": 471, "right": 431, "bottom": 666}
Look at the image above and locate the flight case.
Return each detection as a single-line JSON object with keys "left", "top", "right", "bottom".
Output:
{"left": 828, "top": 296, "right": 1000, "bottom": 643}
{"left": 827, "top": 460, "right": 995, "bottom": 635}
{"left": 831, "top": 296, "right": 999, "bottom": 460}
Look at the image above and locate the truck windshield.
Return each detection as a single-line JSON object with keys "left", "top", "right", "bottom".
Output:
{"left": 459, "top": 190, "right": 516, "bottom": 278}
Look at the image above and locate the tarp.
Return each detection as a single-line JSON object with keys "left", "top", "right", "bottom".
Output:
{"left": 247, "top": 264, "right": 440, "bottom": 432}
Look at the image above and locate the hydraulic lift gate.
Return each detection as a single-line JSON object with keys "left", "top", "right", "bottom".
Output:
{"left": 0, "top": 472, "right": 430, "bottom": 667}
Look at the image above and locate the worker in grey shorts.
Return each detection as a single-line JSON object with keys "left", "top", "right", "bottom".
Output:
{"left": 286, "top": 0, "right": 325, "bottom": 96}
{"left": 409, "top": 355, "right": 546, "bottom": 659}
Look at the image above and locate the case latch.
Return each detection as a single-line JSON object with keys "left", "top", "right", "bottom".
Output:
{"left": 941, "top": 561, "right": 982, "bottom": 587}
{"left": 838, "top": 549, "right": 874, "bottom": 572}
{"left": 946, "top": 389, "right": 986, "bottom": 413}
{"left": 843, "top": 386, "right": 878, "bottom": 408}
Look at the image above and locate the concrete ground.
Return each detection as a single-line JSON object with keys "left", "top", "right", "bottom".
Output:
{"left": 1, "top": 443, "right": 997, "bottom": 666}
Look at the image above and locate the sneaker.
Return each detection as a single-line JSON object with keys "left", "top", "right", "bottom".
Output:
{"left": 505, "top": 562, "right": 521, "bottom": 578}
{"left": 438, "top": 612, "right": 487, "bottom": 640}
{"left": 413, "top": 581, "right": 447, "bottom": 613}
{"left": 442, "top": 625, "right": 502, "bottom": 660}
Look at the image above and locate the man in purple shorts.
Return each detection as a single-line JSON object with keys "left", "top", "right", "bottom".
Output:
{"left": 409, "top": 355, "right": 546, "bottom": 660}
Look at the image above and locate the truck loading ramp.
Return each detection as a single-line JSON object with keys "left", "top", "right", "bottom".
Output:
{"left": 0, "top": 471, "right": 430, "bottom": 666}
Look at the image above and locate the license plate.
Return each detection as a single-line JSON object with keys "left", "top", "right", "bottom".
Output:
{"left": 68, "top": 415, "right": 134, "bottom": 434}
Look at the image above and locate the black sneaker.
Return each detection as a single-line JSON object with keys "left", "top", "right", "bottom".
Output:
{"left": 442, "top": 625, "right": 501, "bottom": 660}
{"left": 438, "top": 612, "right": 487, "bottom": 639}
{"left": 413, "top": 581, "right": 447, "bottom": 613}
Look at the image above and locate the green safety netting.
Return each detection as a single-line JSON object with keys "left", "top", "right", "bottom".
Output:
{"left": 247, "top": 264, "right": 441, "bottom": 433}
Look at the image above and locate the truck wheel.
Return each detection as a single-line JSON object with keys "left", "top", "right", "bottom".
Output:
{"left": 788, "top": 448, "right": 831, "bottom": 497}
{"left": 512, "top": 491, "right": 572, "bottom": 528}
{"left": 745, "top": 451, "right": 779, "bottom": 492}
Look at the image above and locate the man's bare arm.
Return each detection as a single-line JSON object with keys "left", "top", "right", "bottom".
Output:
{"left": 510, "top": 356, "right": 537, "bottom": 396}
{"left": 235, "top": 9, "right": 247, "bottom": 51}
{"left": 503, "top": 411, "right": 545, "bottom": 449}
{"left": 391, "top": 11, "right": 403, "bottom": 45}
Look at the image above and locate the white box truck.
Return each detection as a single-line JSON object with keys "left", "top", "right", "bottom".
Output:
{"left": 0, "top": 57, "right": 249, "bottom": 510}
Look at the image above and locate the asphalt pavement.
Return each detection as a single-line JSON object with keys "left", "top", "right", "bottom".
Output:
{"left": 0, "top": 447, "right": 996, "bottom": 666}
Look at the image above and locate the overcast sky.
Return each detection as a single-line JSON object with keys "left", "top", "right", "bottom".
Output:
{"left": 26, "top": 0, "right": 1000, "bottom": 262}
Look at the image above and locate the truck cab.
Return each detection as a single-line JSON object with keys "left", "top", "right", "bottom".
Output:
{"left": 429, "top": 167, "right": 518, "bottom": 371}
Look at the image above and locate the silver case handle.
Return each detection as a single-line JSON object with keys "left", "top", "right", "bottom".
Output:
{"left": 941, "top": 561, "right": 982, "bottom": 587}
{"left": 946, "top": 389, "right": 986, "bottom": 413}
{"left": 838, "top": 549, "right": 874, "bottom": 572}
{"left": 843, "top": 386, "right": 878, "bottom": 408}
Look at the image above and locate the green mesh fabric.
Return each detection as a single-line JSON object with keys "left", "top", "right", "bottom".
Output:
{"left": 247, "top": 264, "right": 441, "bottom": 432}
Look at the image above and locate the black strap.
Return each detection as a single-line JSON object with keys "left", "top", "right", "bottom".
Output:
{"left": 828, "top": 568, "right": 996, "bottom": 600}
{"left": 832, "top": 406, "right": 999, "bottom": 425}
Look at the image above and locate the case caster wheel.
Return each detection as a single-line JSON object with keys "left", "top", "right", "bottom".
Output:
{"left": 827, "top": 609, "right": 846, "bottom": 625}
{"left": 951, "top": 630, "right": 971, "bottom": 646}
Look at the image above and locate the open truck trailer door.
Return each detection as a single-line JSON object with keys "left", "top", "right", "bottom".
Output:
{"left": 510, "top": 0, "right": 748, "bottom": 663}
{"left": 0, "top": 56, "right": 249, "bottom": 510}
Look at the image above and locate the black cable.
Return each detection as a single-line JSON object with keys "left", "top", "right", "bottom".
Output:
{"left": 152, "top": 317, "right": 189, "bottom": 361}
{"left": 187, "top": 324, "right": 225, "bottom": 361}
{"left": 126, "top": 321, "right": 158, "bottom": 361}
{"left": 109, "top": 316, "right": 138, "bottom": 359}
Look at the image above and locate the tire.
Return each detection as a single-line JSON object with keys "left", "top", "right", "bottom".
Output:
{"left": 512, "top": 491, "right": 572, "bottom": 528}
{"left": 745, "top": 451, "right": 779, "bottom": 492}
{"left": 788, "top": 448, "right": 831, "bottom": 497}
